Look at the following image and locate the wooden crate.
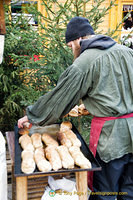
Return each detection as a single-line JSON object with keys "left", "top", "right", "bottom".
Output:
{"left": 12, "top": 173, "right": 75, "bottom": 200}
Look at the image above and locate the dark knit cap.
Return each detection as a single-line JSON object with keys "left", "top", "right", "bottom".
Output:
{"left": 65, "top": 16, "right": 95, "bottom": 43}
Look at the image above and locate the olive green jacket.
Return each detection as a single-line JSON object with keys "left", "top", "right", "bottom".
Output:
{"left": 26, "top": 42, "right": 133, "bottom": 162}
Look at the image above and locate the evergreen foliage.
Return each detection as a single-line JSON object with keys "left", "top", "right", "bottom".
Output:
{"left": 0, "top": 0, "right": 124, "bottom": 136}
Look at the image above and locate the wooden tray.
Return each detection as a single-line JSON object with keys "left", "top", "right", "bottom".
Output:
{"left": 14, "top": 123, "right": 101, "bottom": 177}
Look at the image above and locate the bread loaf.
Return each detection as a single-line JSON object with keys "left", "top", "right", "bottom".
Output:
{"left": 31, "top": 133, "right": 43, "bottom": 149}
{"left": 21, "top": 149, "right": 35, "bottom": 174}
{"left": 56, "top": 145, "right": 74, "bottom": 169}
{"left": 78, "top": 104, "right": 89, "bottom": 115}
{"left": 68, "top": 105, "right": 79, "bottom": 117}
{"left": 69, "top": 146, "right": 91, "bottom": 169}
{"left": 19, "top": 127, "right": 29, "bottom": 135}
{"left": 19, "top": 134, "right": 34, "bottom": 151}
{"left": 57, "top": 131, "right": 72, "bottom": 147}
{"left": 42, "top": 133, "right": 59, "bottom": 147}
{"left": 60, "top": 121, "right": 72, "bottom": 132}
{"left": 65, "top": 130, "right": 81, "bottom": 147}
{"left": 45, "top": 146, "right": 62, "bottom": 171}
{"left": 34, "top": 148, "right": 52, "bottom": 172}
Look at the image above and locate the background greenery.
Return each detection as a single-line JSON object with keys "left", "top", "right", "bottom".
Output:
{"left": 0, "top": 0, "right": 129, "bottom": 143}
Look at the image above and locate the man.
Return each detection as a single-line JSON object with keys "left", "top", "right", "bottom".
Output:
{"left": 18, "top": 16, "right": 133, "bottom": 200}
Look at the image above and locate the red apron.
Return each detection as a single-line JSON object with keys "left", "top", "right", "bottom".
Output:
{"left": 88, "top": 113, "right": 133, "bottom": 191}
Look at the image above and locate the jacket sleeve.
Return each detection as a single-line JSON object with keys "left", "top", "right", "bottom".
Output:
{"left": 26, "top": 63, "right": 92, "bottom": 126}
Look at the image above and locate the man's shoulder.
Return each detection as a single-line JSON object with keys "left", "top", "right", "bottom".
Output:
{"left": 74, "top": 43, "right": 133, "bottom": 70}
{"left": 77, "top": 47, "right": 106, "bottom": 64}
{"left": 111, "top": 43, "right": 133, "bottom": 52}
{"left": 73, "top": 49, "right": 101, "bottom": 73}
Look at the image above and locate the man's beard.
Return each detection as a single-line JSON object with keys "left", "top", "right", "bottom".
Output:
{"left": 73, "top": 47, "right": 81, "bottom": 61}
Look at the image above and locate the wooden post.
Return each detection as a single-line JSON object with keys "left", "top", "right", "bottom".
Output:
{"left": 76, "top": 171, "right": 88, "bottom": 200}
{"left": 37, "top": 0, "right": 47, "bottom": 34}
{"left": 0, "top": 0, "right": 6, "bottom": 34}
{"left": 16, "top": 176, "right": 28, "bottom": 200}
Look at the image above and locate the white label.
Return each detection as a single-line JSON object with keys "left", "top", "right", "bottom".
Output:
{"left": 0, "top": 35, "right": 5, "bottom": 64}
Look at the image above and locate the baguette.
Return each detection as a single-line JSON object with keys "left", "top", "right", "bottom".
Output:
{"left": 31, "top": 133, "right": 43, "bottom": 149}
{"left": 57, "top": 131, "right": 72, "bottom": 147}
{"left": 68, "top": 105, "right": 79, "bottom": 117}
{"left": 56, "top": 145, "right": 74, "bottom": 169}
{"left": 42, "top": 133, "right": 59, "bottom": 147}
{"left": 65, "top": 130, "right": 81, "bottom": 147}
{"left": 45, "top": 146, "right": 62, "bottom": 171}
{"left": 21, "top": 149, "right": 35, "bottom": 174}
{"left": 60, "top": 121, "right": 72, "bottom": 132}
{"left": 69, "top": 146, "right": 91, "bottom": 169}
{"left": 19, "top": 127, "right": 29, "bottom": 135}
{"left": 34, "top": 148, "right": 52, "bottom": 172}
{"left": 78, "top": 104, "right": 89, "bottom": 115}
{"left": 19, "top": 134, "right": 34, "bottom": 151}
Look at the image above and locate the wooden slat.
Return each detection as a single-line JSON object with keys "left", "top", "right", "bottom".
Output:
{"left": 16, "top": 177, "right": 28, "bottom": 200}
{"left": 28, "top": 192, "right": 44, "bottom": 199}
{"left": 76, "top": 171, "right": 88, "bottom": 200}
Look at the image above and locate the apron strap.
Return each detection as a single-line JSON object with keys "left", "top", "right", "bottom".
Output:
{"left": 88, "top": 113, "right": 133, "bottom": 191}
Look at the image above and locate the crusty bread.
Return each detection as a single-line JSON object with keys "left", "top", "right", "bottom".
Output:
{"left": 19, "top": 127, "right": 29, "bottom": 135}
{"left": 21, "top": 149, "right": 35, "bottom": 174}
{"left": 57, "top": 131, "right": 72, "bottom": 147}
{"left": 31, "top": 133, "right": 43, "bottom": 149}
{"left": 60, "top": 121, "right": 72, "bottom": 132}
{"left": 78, "top": 104, "right": 89, "bottom": 115}
{"left": 65, "top": 130, "right": 81, "bottom": 147}
{"left": 56, "top": 145, "right": 74, "bottom": 169}
{"left": 45, "top": 146, "right": 62, "bottom": 171}
{"left": 68, "top": 105, "right": 79, "bottom": 117}
{"left": 42, "top": 133, "right": 59, "bottom": 147}
{"left": 19, "top": 134, "right": 34, "bottom": 151}
{"left": 69, "top": 146, "right": 91, "bottom": 169}
{"left": 34, "top": 148, "right": 52, "bottom": 172}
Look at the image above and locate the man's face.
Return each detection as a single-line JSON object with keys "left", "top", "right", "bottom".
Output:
{"left": 67, "top": 38, "right": 81, "bottom": 60}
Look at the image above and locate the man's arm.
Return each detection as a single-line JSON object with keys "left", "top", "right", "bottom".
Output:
{"left": 18, "top": 58, "right": 92, "bottom": 128}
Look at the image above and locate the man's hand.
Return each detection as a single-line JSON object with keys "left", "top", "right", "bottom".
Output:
{"left": 18, "top": 115, "right": 29, "bottom": 128}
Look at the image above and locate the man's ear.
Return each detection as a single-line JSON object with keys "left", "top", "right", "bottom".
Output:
{"left": 77, "top": 37, "right": 82, "bottom": 42}
{"left": 74, "top": 37, "right": 82, "bottom": 46}
{"left": 78, "top": 37, "right": 82, "bottom": 45}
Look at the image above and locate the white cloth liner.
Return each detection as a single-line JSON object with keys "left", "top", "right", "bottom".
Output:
{"left": 0, "top": 35, "right": 4, "bottom": 64}
{"left": 0, "top": 131, "right": 7, "bottom": 200}
{"left": 41, "top": 176, "right": 79, "bottom": 200}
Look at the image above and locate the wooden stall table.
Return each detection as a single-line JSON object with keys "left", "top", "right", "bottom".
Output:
{"left": 6, "top": 131, "right": 88, "bottom": 200}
